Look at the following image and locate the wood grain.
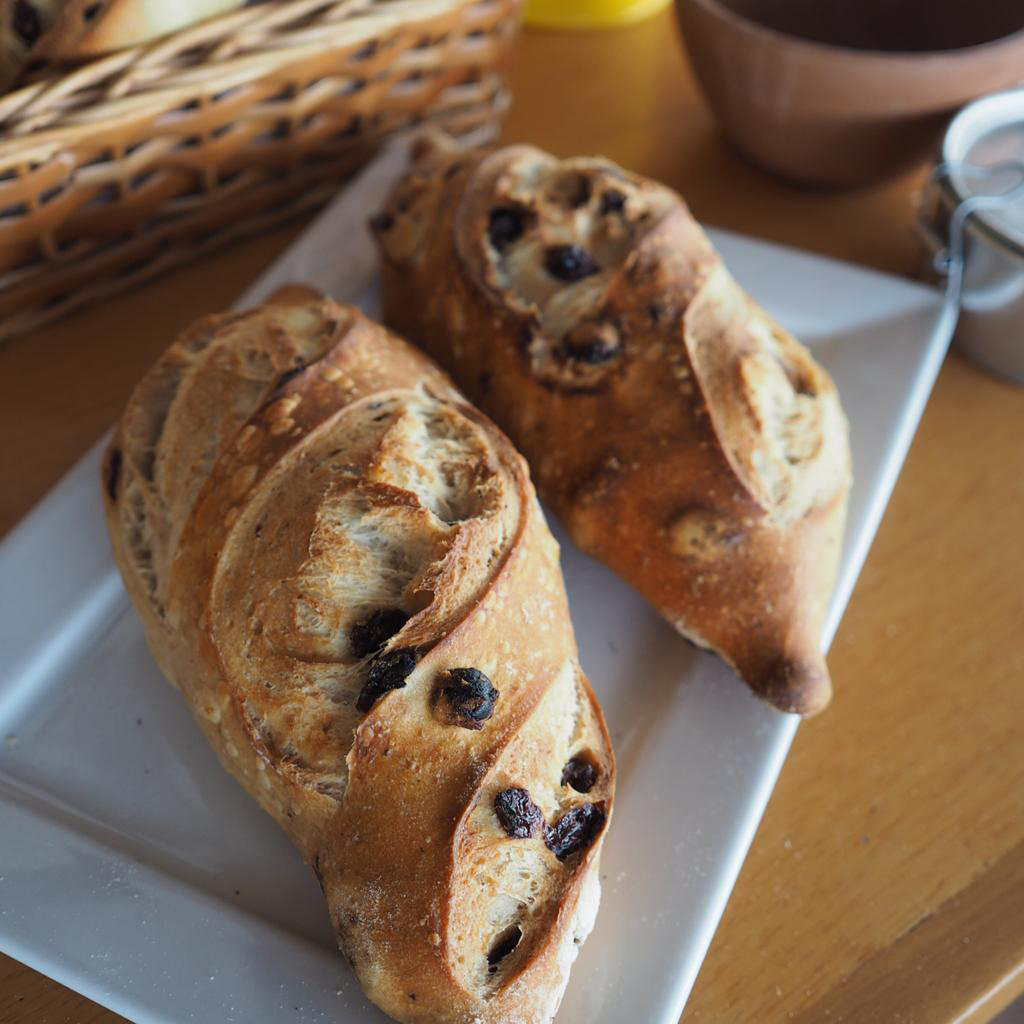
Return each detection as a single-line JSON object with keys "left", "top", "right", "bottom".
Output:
{"left": 2, "top": 7, "right": 1023, "bottom": 1024}
{"left": 684, "top": 352, "right": 1024, "bottom": 1023}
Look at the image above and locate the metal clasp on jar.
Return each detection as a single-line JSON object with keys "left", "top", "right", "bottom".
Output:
{"left": 917, "top": 159, "right": 1024, "bottom": 386}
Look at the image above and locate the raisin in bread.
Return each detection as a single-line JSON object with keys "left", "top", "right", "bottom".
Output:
{"left": 372, "top": 139, "right": 852, "bottom": 716}
{"left": 102, "top": 287, "right": 614, "bottom": 1024}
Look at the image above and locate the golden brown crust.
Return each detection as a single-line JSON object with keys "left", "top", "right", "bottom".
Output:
{"left": 37, "top": 0, "right": 249, "bottom": 59}
{"left": 0, "top": 0, "right": 66, "bottom": 90}
{"left": 103, "top": 288, "right": 614, "bottom": 1023}
{"left": 0, "top": 0, "right": 252, "bottom": 86}
{"left": 373, "top": 140, "right": 852, "bottom": 715}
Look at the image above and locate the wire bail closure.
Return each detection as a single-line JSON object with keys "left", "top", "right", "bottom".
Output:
{"left": 920, "top": 160, "right": 1024, "bottom": 306}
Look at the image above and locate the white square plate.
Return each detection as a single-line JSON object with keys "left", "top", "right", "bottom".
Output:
{"left": 0, "top": 148, "right": 952, "bottom": 1024}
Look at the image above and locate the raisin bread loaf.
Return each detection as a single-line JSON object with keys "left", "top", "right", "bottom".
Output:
{"left": 0, "top": 0, "right": 64, "bottom": 88}
{"left": 102, "top": 288, "right": 614, "bottom": 1024}
{"left": 372, "top": 139, "right": 852, "bottom": 715}
{"left": 1, "top": 0, "right": 261, "bottom": 88}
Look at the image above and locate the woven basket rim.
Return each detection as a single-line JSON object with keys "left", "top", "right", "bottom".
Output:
{"left": 0, "top": 0, "right": 483, "bottom": 151}
{"left": 0, "top": 0, "right": 521, "bottom": 344}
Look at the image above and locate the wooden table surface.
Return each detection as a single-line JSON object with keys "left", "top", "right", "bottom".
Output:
{"left": 3, "top": 8, "right": 1024, "bottom": 1023}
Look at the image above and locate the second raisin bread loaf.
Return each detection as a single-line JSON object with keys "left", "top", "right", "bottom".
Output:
{"left": 372, "top": 139, "right": 852, "bottom": 715}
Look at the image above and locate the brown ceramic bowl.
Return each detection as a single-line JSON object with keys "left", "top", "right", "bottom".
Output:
{"left": 675, "top": 0, "right": 1024, "bottom": 186}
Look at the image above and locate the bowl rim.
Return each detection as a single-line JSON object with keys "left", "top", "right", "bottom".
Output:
{"left": 680, "top": 0, "right": 1024, "bottom": 61}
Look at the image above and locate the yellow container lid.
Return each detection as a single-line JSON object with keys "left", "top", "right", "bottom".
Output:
{"left": 525, "top": 0, "right": 671, "bottom": 29}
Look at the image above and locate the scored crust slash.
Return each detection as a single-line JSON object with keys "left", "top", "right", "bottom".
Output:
{"left": 372, "top": 137, "right": 853, "bottom": 716}
{"left": 101, "top": 287, "right": 615, "bottom": 1024}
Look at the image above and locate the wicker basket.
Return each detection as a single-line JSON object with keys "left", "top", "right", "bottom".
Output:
{"left": 0, "top": 0, "right": 522, "bottom": 341}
